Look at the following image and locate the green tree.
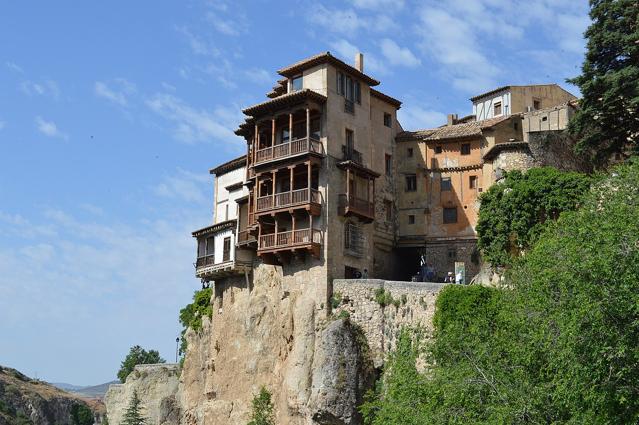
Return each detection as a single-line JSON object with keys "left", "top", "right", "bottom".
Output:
{"left": 178, "top": 287, "right": 213, "bottom": 358}
{"left": 121, "top": 391, "right": 147, "bottom": 425}
{"left": 476, "top": 167, "right": 591, "bottom": 266}
{"left": 117, "top": 346, "right": 165, "bottom": 383}
{"left": 568, "top": 0, "right": 639, "bottom": 164}
{"left": 70, "top": 403, "right": 93, "bottom": 425}
{"left": 247, "top": 387, "right": 275, "bottom": 425}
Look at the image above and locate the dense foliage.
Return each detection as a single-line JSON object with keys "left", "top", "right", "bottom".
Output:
{"left": 122, "top": 390, "right": 148, "bottom": 425}
{"left": 117, "top": 346, "right": 165, "bottom": 383}
{"left": 476, "top": 167, "right": 591, "bottom": 266}
{"left": 178, "top": 287, "right": 213, "bottom": 357}
{"left": 70, "top": 403, "right": 93, "bottom": 425}
{"left": 247, "top": 387, "right": 275, "bottom": 425}
{"left": 363, "top": 161, "right": 639, "bottom": 423}
{"left": 568, "top": 0, "right": 639, "bottom": 164}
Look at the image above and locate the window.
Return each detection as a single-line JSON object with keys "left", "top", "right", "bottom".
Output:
{"left": 311, "top": 117, "right": 321, "bottom": 139}
{"left": 461, "top": 143, "right": 471, "bottom": 155}
{"left": 447, "top": 248, "right": 457, "bottom": 259}
{"left": 197, "top": 238, "right": 206, "bottom": 258}
{"left": 225, "top": 204, "right": 229, "bottom": 221}
{"left": 337, "top": 71, "right": 345, "bottom": 95}
{"left": 441, "top": 176, "right": 452, "bottom": 191}
{"left": 407, "top": 147, "right": 414, "bottom": 158}
{"left": 206, "top": 236, "right": 215, "bottom": 256}
{"left": 383, "top": 112, "right": 392, "bottom": 127}
{"left": 337, "top": 71, "right": 360, "bottom": 111}
{"left": 281, "top": 128, "right": 290, "bottom": 143}
{"left": 494, "top": 101, "right": 502, "bottom": 116}
{"left": 291, "top": 75, "right": 303, "bottom": 92}
{"left": 408, "top": 214, "right": 415, "bottom": 224}
{"left": 384, "top": 200, "right": 393, "bottom": 222}
{"left": 435, "top": 145, "right": 443, "bottom": 154}
{"left": 405, "top": 174, "right": 417, "bottom": 192}
{"left": 533, "top": 99, "right": 541, "bottom": 110}
{"left": 345, "top": 129, "right": 354, "bottom": 153}
{"left": 385, "top": 154, "right": 392, "bottom": 176}
{"left": 344, "top": 222, "right": 364, "bottom": 257}
{"left": 513, "top": 121, "right": 519, "bottom": 130}
{"left": 443, "top": 207, "right": 458, "bottom": 224}
{"left": 222, "top": 237, "right": 231, "bottom": 262}
{"left": 469, "top": 175, "right": 478, "bottom": 189}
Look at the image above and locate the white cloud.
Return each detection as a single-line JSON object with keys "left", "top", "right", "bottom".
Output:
{"left": 5, "top": 61, "right": 23, "bottom": 73}
{"left": 154, "top": 169, "right": 210, "bottom": 204}
{"left": 146, "top": 93, "right": 243, "bottom": 147}
{"left": 244, "top": 68, "right": 272, "bottom": 85}
{"left": 176, "top": 26, "right": 221, "bottom": 56}
{"left": 379, "top": 39, "right": 420, "bottom": 67}
{"left": 308, "top": 4, "right": 366, "bottom": 36}
{"left": 350, "top": 0, "right": 404, "bottom": 9}
{"left": 20, "top": 80, "right": 60, "bottom": 99}
{"left": 398, "top": 105, "right": 447, "bottom": 130}
{"left": 330, "top": 39, "right": 387, "bottom": 75}
{"left": 35, "top": 116, "right": 68, "bottom": 140}
{"left": 94, "top": 79, "right": 136, "bottom": 107}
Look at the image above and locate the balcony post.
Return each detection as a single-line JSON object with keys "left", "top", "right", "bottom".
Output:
{"left": 271, "top": 117, "right": 276, "bottom": 147}
{"left": 307, "top": 161, "right": 311, "bottom": 199}
{"left": 275, "top": 219, "right": 278, "bottom": 245}
{"left": 289, "top": 113, "right": 293, "bottom": 142}
{"left": 346, "top": 168, "right": 350, "bottom": 200}
{"left": 292, "top": 212, "right": 296, "bottom": 237}
{"left": 289, "top": 165, "right": 294, "bottom": 194}
{"left": 272, "top": 171, "right": 276, "bottom": 205}
{"left": 306, "top": 107, "right": 310, "bottom": 139}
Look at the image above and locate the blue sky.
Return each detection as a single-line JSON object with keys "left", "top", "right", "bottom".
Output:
{"left": 0, "top": 0, "right": 589, "bottom": 385}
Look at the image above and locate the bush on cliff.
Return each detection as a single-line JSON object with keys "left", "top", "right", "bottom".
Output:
{"left": 248, "top": 387, "right": 275, "bottom": 425}
{"left": 178, "top": 287, "right": 213, "bottom": 357}
{"left": 476, "top": 167, "right": 592, "bottom": 267}
{"left": 117, "top": 346, "right": 165, "bottom": 383}
{"left": 363, "top": 161, "right": 639, "bottom": 423}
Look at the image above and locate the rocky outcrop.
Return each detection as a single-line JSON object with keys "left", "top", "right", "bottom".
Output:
{"left": 105, "top": 363, "right": 180, "bottom": 425}
{"left": 0, "top": 366, "right": 103, "bottom": 425}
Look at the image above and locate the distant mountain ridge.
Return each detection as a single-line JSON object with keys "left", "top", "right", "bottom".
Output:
{"left": 50, "top": 381, "right": 120, "bottom": 399}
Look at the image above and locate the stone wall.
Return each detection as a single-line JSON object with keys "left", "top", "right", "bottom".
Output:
{"left": 105, "top": 364, "right": 180, "bottom": 425}
{"left": 332, "top": 279, "right": 447, "bottom": 366}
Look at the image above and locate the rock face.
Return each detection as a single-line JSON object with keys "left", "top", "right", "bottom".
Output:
{"left": 105, "top": 363, "right": 180, "bottom": 425}
{"left": 309, "top": 319, "right": 375, "bottom": 425}
{"left": 178, "top": 264, "right": 379, "bottom": 425}
{"left": 0, "top": 366, "right": 103, "bottom": 425}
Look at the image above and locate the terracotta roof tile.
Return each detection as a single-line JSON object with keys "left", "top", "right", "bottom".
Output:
{"left": 277, "top": 51, "right": 380, "bottom": 86}
{"left": 242, "top": 89, "right": 327, "bottom": 116}
{"left": 396, "top": 115, "right": 511, "bottom": 142}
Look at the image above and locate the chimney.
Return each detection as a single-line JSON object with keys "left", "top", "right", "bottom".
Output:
{"left": 355, "top": 53, "right": 364, "bottom": 73}
{"left": 447, "top": 113, "right": 458, "bottom": 126}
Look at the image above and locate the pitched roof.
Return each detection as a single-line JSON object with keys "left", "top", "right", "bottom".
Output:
{"left": 469, "top": 84, "right": 573, "bottom": 102}
{"left": 396, "top": 115, "right": 510, "bottom": 142}
{"left": 370, "top": 88, "right": 402, "bottom": 108}
{"left": 209, "top": 155, "right": 247, "bottom": 175}
{"left": 242, "top": 89, "right": 327, "bottom": 116}
{"left": 277, "top": 52, "right": 380, "bottom": 86}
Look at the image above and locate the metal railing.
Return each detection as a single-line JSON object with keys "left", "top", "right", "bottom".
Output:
{"left": 342, "top": 145, "right": 363, "bottom": 164}
{"left": 259, "top": 228, "right": 322, "bottom": 250}
{"left": 254, "top": 136, "right": 322, "bottom": 165}
{"left": 256, "top": 188, "right": 321, "bottom": 213}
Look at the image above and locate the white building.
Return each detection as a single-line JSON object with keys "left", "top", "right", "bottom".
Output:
{"left": 192, "top": 155, "right": 254, "bottom": 283}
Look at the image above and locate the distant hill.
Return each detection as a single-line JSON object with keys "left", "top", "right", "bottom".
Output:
{"left": 50, "top": 381, "right": 120, "bottom": 399}
{"left": 0, "top": 365, "right": 105, "bottom": 424}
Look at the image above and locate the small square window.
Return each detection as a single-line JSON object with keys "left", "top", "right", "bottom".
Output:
{"left": 533, "top": 99, "right": 541, "bottom": 110}
{"left": 494, "top": 101, "right": 502, "bottom": 116}
{"left": 447, "top": 248, "right": 457, "bottom": 259}
{"left": 461, "top": 143, "right": 471, "bottom": 155}
{"left": 408, "top": 215, "right": 415, "bottom": 224}
{"left": 385, "top": 154, "right": 392, "bottom": 176}
{"left": 435, "top": 146, "right": 443, "bottom": 154}
{"left": 441, "top": 176, "right": 452, "bottom": 192}
{"left": 383, "top": 112, "right": 392, "bottom": 127}
{"left": 443, "top": 207, "right": 457, "bottom": 224}
{"left": 405, "top": 175, "right": 417, "bottom": 192}
{"left": 407, "top": 147, "right": 414, "bottom": 157}
{"left": 469, "top": 175, "right": 478, "bottom": 189}
{"left": 292, "top": 75, "right": 303, "bottom": 91}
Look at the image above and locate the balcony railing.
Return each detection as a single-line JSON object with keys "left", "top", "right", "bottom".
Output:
{"left": 195, "top": 254, "right": 216, "bottom": 269}
{"left": 338, "top": 194, "right": 375, "bottom": 221}
{"left": 258, "top": 228, "right": 322, "bottom": 251}
{"left": 342, "top": 145, "right": 363, "bottom": 164}
{"left": 256, "top": 188, "right": 321, "bottom": 213}
{"left": 237, "top": 230, "right": 256, "bottom": 245}
{"left": 255, "top": 136, "right": 322, "bottom": 165}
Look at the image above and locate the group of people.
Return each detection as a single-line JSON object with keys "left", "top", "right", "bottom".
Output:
{"left": 444, "top": 270, "right": 465, "bottom": 285}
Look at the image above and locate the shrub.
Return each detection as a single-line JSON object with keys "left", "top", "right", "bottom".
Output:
{"left": 248, "top": 387, "right": 275, "bottom": 425}
{"left": 70, "top": 403, "right": 93, "bottom": 425}
{"left": 337, "top": 310, "right": 350, "bottom": 320}
{"left": 178, "top": 287, "right": 213, "bottom": 356}
{"left": 374, "top": 288, "right": 397, "bottom": 308}
{"left": 330, "top": 291, "right": 343, "bottom": 309}
{"left": 117, "top": 346, "right": 165, "bottom": 383}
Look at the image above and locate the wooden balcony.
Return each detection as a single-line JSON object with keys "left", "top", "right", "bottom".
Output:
{"left": 256, "top": 188, "right": 321, "bottom": 216}
{"left": 258, "top": 228, "right": 322, "bottom": 258}
{"left": 338, "top": 194, "right": 375, "bottom": 223}
{"left": 254, "top": 136, "right": 323, "bottom": 166}
{"left": 237, "top": 230, "right": 257, "bottom": 246}
{"left": 194, "top": 255, "right": 252, "bottom": 280}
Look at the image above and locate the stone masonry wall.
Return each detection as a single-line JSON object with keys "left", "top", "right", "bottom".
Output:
{"left": 332, "top": 279, "right": 447, "bottom": 367}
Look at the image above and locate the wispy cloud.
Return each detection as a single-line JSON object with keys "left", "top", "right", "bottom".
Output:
{"left": 175, "top": 26, "right": 221, "bottom": 56}
{"left": 379, "top": 38, "right": 420, "bottom": 67}
{"left": 35, "top": 116, "right": 68, "bottom": 140}
{"left": 5, "top": 61, "right": 23, "bottom": 73}
{"left": 205, "top": 1, "right": 248, "bottom": 36}
{"left": 94, "top": 79, "right": 136, "bottom": 107}
{"left": 243, "top": 68, "right": 272, "bottom": 85}
{"left": 350, "top": 0, "right": 404, "bottom": 9}
{"left": 330, "top": 39, "right": 387, "bottom": 75}
{"left": 20, "top": 80, "right": 61, "bottom": 99}
{"left": 154, "top": 169, "right": 210, "bottom": 204}
{"left": 308, "top": 4, "right": 366, "bottom": 36}
{"left": 398, "top": 105, "right": 447, "bottom": 130}
{"left": 0, "top": 121, "right": 5, "bottom": 131}
{"left": 146, "top": 93, "right": 243, "bottom": 147}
